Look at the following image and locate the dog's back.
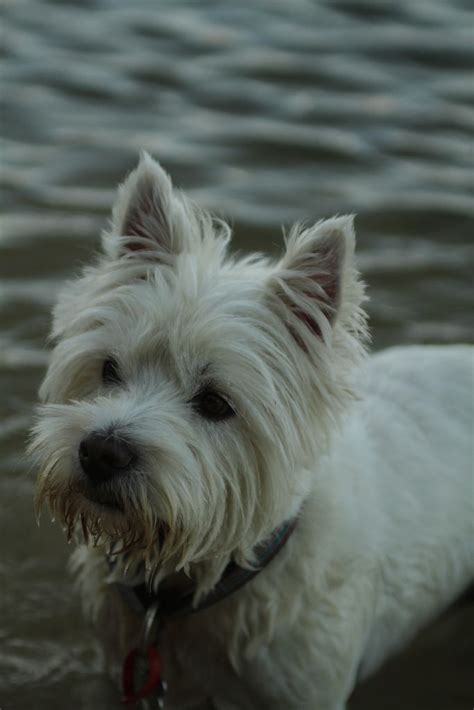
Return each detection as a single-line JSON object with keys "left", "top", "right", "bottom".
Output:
{"left": 350, "top": 345, "right": 473, "bottom": 677}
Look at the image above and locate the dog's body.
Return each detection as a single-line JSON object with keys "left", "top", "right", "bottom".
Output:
{"left": 31, "top": 154, "right": 473, "bottom": 709}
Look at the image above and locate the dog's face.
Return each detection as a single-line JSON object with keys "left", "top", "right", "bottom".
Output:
{"left": 30, "top": 154, "right": 366, "bottom": 583}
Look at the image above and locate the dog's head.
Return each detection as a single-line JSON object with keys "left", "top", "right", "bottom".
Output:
{"left": 30, "top": 153, "right": 367, "bottom": 588}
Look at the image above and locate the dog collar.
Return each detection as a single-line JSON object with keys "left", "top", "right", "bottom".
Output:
{"left": 111, "top": 516, "right": 298, "bottom": 705}
{"left": 112, "top": 515, "right": 298, "bottom": 618}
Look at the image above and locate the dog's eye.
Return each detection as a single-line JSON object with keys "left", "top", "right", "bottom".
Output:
{"left": 102, "top": 358, "right": 121, "bottom": 385}
{"left": 193, "top": 388, "right": 235, "bottom": 421}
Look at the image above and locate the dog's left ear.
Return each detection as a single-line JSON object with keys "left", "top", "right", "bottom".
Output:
{"left": 268, "top": 215, "right": 361, "bottom": 345}
{"left": 105, "top": 152, "right": 191, "bottom": 259}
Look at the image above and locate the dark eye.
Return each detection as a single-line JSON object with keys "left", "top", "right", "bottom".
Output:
{"left": 102, "top": 358, "right": 121, "bottom": 385}
{"left": 192, "top": 388, "right": 235, "bottom": 421}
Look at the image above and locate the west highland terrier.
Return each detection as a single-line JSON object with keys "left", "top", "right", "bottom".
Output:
{"left": 30, "top": 154, "right": 473, "bottom": 709}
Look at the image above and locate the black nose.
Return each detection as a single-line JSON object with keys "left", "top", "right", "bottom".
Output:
{"left": 79, "top": 432, "right": 136, "bottom": 483}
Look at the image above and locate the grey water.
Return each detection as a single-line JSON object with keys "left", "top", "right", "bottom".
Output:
{"left": 1, "top": 0, "right": 473, "bottom": 708}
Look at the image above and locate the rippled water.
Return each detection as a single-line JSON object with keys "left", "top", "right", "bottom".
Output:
{"left": 1, "top": 1, "right": 473, "bottom": 708}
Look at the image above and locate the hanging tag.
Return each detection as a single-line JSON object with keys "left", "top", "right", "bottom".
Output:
{"left": 122, "top": 645, "right": 166, "bottom": 707}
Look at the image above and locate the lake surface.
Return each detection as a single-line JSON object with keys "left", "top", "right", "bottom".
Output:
{"left": 1, "top": 0, "right": 473, "bottom": 708}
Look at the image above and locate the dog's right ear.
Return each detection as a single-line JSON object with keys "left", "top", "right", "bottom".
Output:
{"left": 104, "top": 152, "right": 190, "bottom": 260}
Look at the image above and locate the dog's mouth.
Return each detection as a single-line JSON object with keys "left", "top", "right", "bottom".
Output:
{"left": 82, "top": 489, "right": 124, "bottom": 512}
{"left": 77, "top": 479, "right": 125, "bottom": 513}
{"left": 35, "top": 460, "right": 170, "bottom": 554}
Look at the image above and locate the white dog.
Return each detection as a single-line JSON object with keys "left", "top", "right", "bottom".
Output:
{"left": 30, "top": 153, "right": 473, "bottom": 709}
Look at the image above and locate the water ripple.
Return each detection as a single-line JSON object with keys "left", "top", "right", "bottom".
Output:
{"left": 1, "top": 0, "right": 473, "bottom": 705}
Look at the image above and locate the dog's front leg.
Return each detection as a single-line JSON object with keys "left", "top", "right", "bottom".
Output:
{"left": 235, "top": 644, "right": 356, "bottom": 710}
{"left": 235, "top": 578, "right": 371, "bottom": 710}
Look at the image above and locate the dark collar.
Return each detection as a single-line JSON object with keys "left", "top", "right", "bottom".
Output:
{"left": 111, "top": 516, "right": 298, "bottom": 620}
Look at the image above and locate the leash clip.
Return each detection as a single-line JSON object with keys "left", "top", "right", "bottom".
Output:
{"left": 140, "top": 601, "right": 163, "bottom": 651}
{"left": 122, "top": 602, "right": 167, "bottom": 708}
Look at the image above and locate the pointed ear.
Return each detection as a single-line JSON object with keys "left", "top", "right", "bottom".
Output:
{"left": 268, "top": 215, "right": 359, "bottom": 346}
{"left": 105, "top": 152, "right": 189, "bottom": 259}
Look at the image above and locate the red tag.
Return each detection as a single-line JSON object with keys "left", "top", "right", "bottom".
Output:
{"left": 122, "top": 646, "right": 162, "bottom": 705}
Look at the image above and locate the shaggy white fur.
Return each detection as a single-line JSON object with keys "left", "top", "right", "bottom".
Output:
{"left": 30, "top": 154, "right": 473, "bottom": 709}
